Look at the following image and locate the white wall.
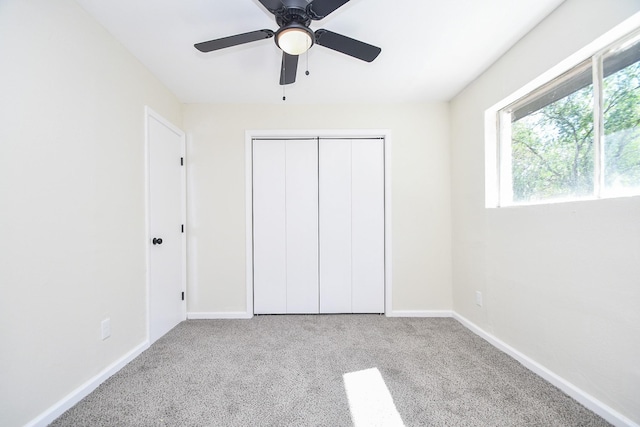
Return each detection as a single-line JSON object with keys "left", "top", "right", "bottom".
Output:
{"left": 0, "top": 1, "right": 182, "bottom": 425}
{"left": 450, "top": 0, "right": 640, "bottom": 423}
{"left": 182, "top": 103, "right": 452, "bottom": 315}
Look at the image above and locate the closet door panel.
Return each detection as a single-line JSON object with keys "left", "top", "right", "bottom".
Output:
{"left": 285, "top": 140, "right": 319, "bottom": 313}
{"left": 252, "top": 141, "right": 287, "bottom": 314}
{"left": 319, "top": 140, "right": 352, "bottom": 313}
{"left": 351, "top": 139, "right": 385, "bottom": 313}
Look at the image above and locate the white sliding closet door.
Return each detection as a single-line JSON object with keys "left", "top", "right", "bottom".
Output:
{"left": 253, "top": 141, "right": 287, "bottom": 314}
{"left": 253, "top": 139, "right": 318, "bottom": 314}
{"left": 319, "top": 139, "right": 385, "bottom": 313}
{"left": 319, "top": 140, "right": 352, "bottom": 313}
{"left": 351, "top": 139, "right": 384, "bottom": 313}
{"left": 285, "top": 141, "right": 319, "bottom": 312}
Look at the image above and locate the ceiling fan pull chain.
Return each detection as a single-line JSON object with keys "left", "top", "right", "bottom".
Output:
{"left": 305, "top": 50, "right": 310, "bottom": 76}
{"left": 282, "top": 56, "right": 286, "bottom": 100}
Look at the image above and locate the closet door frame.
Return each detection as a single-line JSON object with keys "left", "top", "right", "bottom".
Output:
{"left": 245, "top": 129, "right": 392, "bottom": 317}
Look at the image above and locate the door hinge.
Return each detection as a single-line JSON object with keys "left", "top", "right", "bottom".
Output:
{"left": 181, "top": 224, "right": 184, "bottom": 233}
{"left": 181, "top": 291, "right": 185, "bottom": 301}
{"left": 180, "top": 157, "right": 184, "bottom": 166}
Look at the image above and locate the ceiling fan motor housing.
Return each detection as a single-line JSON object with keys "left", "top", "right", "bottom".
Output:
{"left": 276, "top": 6, "right": 312, "bottom": 29}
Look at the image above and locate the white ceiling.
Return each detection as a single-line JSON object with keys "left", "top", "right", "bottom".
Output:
{"left": 75, "top": 0, "right": 565, "bottom": 104}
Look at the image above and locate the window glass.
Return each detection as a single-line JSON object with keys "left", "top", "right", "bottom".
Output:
{"left": 603, "top": 37, "right": 640, "bottom": 194}
{"left": 507, "top": 64, "right": 594, "bottom": 203}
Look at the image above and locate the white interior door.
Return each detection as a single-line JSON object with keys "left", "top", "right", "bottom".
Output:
{"left": 319, "top": 138, "right": 385, "bottom": 313}
{"left": 147, "top": 109, "right": 185, "bottom": 344}
{"left": 253, "top": 139, "right": 318, "bottom": 314}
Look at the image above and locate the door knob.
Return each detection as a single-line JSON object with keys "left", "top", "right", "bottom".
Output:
{"left": 152, "top": 237, "right": 163, "bottom": 245}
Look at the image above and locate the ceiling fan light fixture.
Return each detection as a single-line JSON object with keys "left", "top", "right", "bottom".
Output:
{"left": 276, "top": 25, "right": 314, "bottom": 55}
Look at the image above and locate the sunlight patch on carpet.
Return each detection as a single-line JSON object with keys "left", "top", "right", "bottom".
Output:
{"left": 343, "top": 368, "right": 405, "bottom": 427}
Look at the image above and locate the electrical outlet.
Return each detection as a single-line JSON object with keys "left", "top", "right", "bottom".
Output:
{"left": 101, "top": 318, "right": 111, "bottom": 340}
{"left": 475, "top": 291, "right": 483, "bottom": 307}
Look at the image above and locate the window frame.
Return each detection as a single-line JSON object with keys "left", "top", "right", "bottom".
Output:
{"left": 486, "top": 19, "right": 640, "bottom": 208}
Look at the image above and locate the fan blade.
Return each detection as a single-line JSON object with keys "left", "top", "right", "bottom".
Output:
{"left": 315, "top": 29, "right": 381, "bottom": 62}
{"left": 257, "top": 0, "right": 284, "bottom": 14}
{"left": 280, "top": 52, "right": 298, "bottom": 85}
{"left": 195, "top": 29, "right": 274, "bottom": 53}
{"left": 307, "top": 0, "right": 350, "bottom": 19}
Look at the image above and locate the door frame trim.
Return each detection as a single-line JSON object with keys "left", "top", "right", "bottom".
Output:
{"left": 245, "top": 129, "right": 392, "bottom": 316}
{"left": 144, "top": 106, "right": 187, "bottom": 343}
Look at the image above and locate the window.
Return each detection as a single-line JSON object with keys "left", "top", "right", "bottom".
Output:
{"left": 496, "top": 30, "right": 640, "bottom": 206}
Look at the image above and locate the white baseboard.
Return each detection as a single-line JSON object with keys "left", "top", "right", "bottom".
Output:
{"left": 25, "top": 340, "right": 149, "bottom": 427}
{"left": 386, "top": 310, "right": 453, "bottom": 317}
{"left": 452, "top": 312, "right": 639, "bottom": 427}
{"left": 187, "top": 311, "right": 253, "bottom": 319}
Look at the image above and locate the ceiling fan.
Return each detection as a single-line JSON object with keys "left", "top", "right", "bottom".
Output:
{"left": 194, "top": 0, "right": 381, "bottom": 85}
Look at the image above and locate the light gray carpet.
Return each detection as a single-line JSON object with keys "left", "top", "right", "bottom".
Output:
{"left": 51, "top": 316, "right": 610, "bottom": 426}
